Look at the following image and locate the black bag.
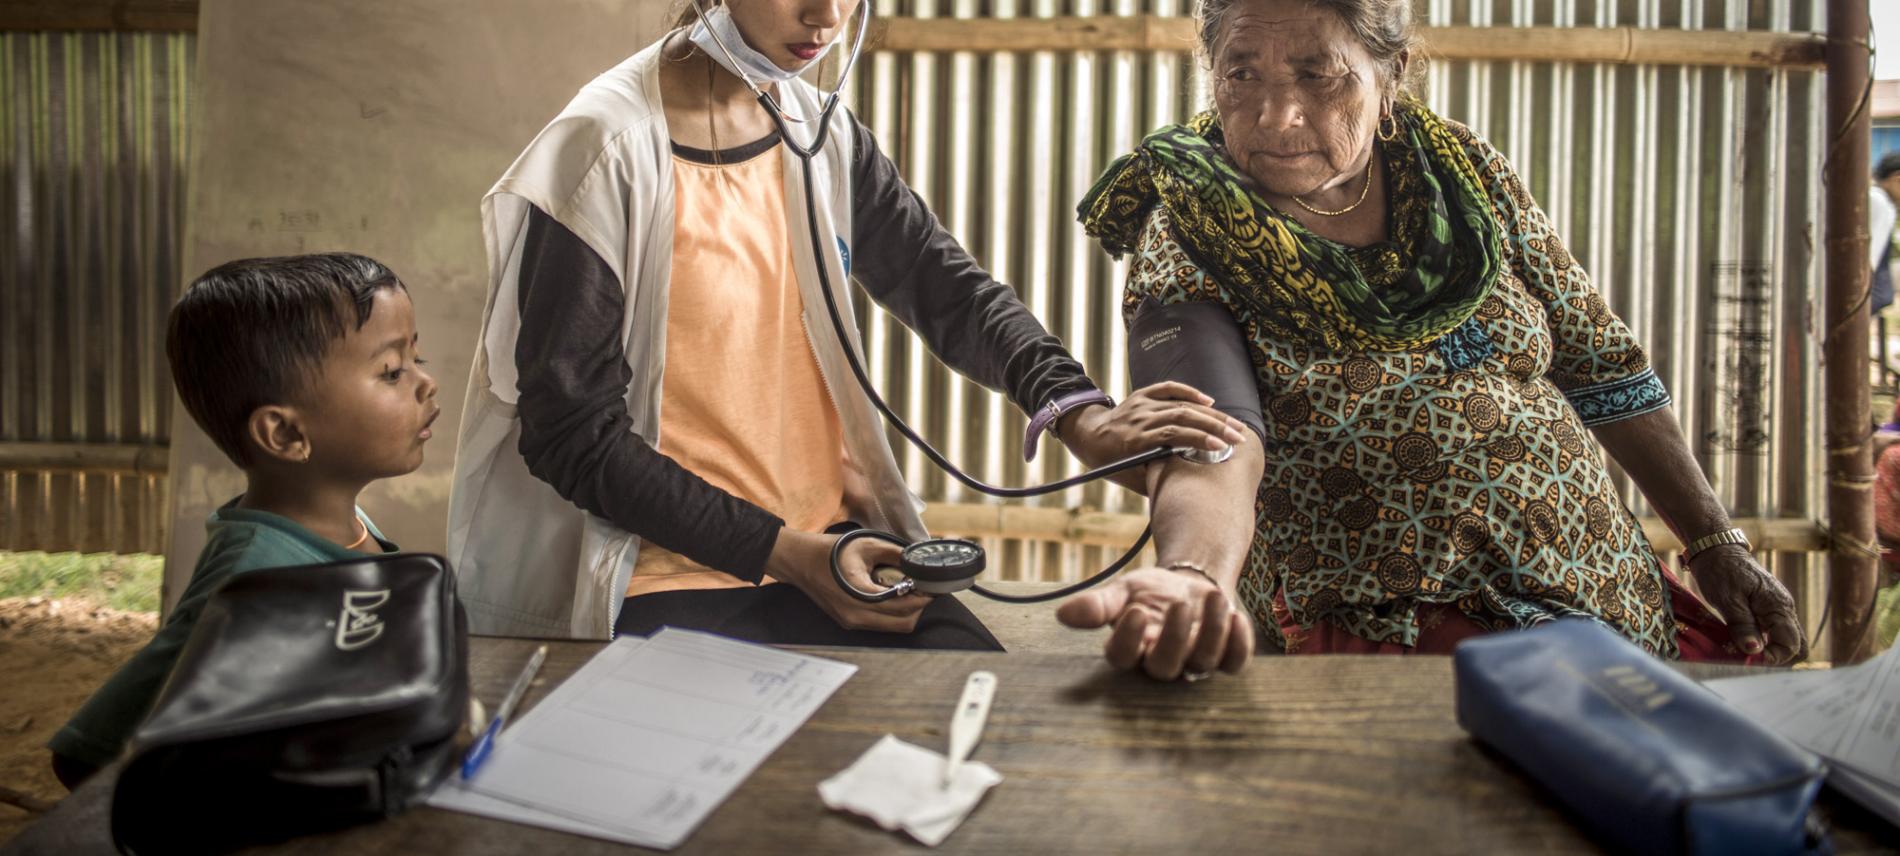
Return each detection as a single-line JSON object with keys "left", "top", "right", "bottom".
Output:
{"left": 111, "top": 553, "right": 469, "bottom": 855}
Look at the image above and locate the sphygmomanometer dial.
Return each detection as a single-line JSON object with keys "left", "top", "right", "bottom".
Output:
{"left": 900, "top": 538, "right": 986, "bottom": 582}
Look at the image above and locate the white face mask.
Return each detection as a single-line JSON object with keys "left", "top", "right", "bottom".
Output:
{"left": 689, "top": 4, "right": 836, "bottom": 86}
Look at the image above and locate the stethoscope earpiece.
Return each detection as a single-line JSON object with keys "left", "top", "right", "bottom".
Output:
{"left": 689, "top": 0, "right": 871, "bottom": 127}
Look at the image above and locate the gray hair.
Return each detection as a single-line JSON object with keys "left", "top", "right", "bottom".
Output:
{"left": 1195, "top": 0, "right": 1417, "bottom": 96}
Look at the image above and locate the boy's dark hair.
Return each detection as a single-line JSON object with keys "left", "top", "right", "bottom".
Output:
{"left": 166, "top": 253, "right": 405, "bottom": 467}
{"left": 1878, "top": 152, "right": 1900, "bottom": 182}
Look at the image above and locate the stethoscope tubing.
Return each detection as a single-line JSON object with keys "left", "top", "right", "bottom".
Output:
{"left": 703, "top": 9, "right": 1167, "bottom": 604}
{"left": 774, "top": 100, "right": 1158, "bottom": 604}
{"left": 831, "top": 526, "right": 1155, "bottom": 604}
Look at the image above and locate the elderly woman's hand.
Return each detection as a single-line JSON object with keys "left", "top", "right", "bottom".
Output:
{"left": 1055, "top": 566, "right": 1254, "bottom": 680}
{"left": 1688, "top": 545, "right": 1805, "bottom": 665}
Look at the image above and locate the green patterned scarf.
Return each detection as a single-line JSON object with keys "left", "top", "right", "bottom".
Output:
{"left": 1078, "top": 95, "right": 1503, "bottom": 352}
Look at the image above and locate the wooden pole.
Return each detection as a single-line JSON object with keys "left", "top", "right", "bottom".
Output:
{"left": 1417, "top": 25, "right": 1824, "bottom": 69}
{"left": 0, "top": 442, "right": 170, "bottom": 476}
{"left": 0, "top": 0, "right": 195, "bottom": 31}
{"left": 922, "top": 503, "right": 1828, "bottom": 555}
{"left": 866, "top": 17, "right": 1825, "bottom": 70}
{"left": 1822, "top": 0, "right": 1878, "bottom": 665}
{"left": 0, "top": 5, "right": 1829, "bottom": 71}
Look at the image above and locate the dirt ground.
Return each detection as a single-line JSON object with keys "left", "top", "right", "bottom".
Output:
{"left": 0, "top": 597, "right": 155, "bottom": 845}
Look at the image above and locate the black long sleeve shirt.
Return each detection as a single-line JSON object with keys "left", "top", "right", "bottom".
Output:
{"left": 514, "top": 114, "right": 1096, "bottom": 583}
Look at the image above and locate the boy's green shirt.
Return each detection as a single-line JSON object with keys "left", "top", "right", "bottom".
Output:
{"left": 49, "top": 497, "right": 393, "bottom": 768}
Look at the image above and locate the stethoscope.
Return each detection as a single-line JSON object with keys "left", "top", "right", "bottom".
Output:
{"left": 689, "top": 0, "right": 1230, "bottom": 604}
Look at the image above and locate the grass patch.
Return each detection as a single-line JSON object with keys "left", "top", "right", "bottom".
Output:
{"left": 1881, "top": 582, "right": 1900, "bottom": 652}
{"left": 0, "top": 551, "right": 163, "bottom": 613}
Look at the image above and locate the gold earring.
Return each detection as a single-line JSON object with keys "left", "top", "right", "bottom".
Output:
{"left": 301, "top": 449, "right": 312, "bottom": 462}
{"left": 1378, "top": 111, "right": 1399, "bottom": 143}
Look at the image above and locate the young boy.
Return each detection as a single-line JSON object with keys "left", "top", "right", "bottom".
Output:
{"left": 47, "top": 253, "right": 439, "bottom": 788}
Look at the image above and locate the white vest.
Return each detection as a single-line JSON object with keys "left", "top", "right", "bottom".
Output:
{"left": 448, "top": 37, "right": 926, "bottom": 639}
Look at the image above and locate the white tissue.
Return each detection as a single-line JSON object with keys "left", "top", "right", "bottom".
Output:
{"left": 817, "top": 734, "right": 1003, "bottom": 846}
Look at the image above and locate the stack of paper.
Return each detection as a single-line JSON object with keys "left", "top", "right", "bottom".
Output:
{"left": 1707, "top": 642, "right": 1900, "bottom": 826}
{"left": 430, "top": 628, "right": 857, "bottom": 849}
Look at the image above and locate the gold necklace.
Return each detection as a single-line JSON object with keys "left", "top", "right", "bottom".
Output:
{"left": 1292, "top": 155, "right": 1375, "bottom": 217}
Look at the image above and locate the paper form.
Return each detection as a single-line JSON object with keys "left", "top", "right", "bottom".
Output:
{"left": 429, "top": 628, "right": 857, "bottom": 849}
{"left": 1709, "top": 642, "right": 1900, "bottom": 826}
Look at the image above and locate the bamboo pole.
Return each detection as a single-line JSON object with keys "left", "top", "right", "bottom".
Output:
{"left": 867, "top": 17, "right": 1825, "bottom": 70}
{"left": 1417, "top": 25, "right": 1824, "bottom": 69}
{"left": 1822, "top": 0, "right": 1878, "bottom": 665}
{"left": 923, "top": 503, "right": 1829, "bottom": 555}
{"left": 0, "top": 5, "right": 1828, "bottom": 71}
{"left": 0, "top": 0, "right": 195, "bottom": 31}
{"left": 0, "top": 442, "right": 170, "bottom": 476}
{"left": 0, "top": 437, "right": 1838, "bottom": 554}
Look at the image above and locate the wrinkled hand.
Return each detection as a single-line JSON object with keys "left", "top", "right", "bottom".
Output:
{"left": 1689, "top": 544, "right": 1805, "bottom": 664}
{"left": 1055, "top": 567, "right": 1253, "bottom": 680}
{"left": 1059, "top": 382, "right": 1248, "bottom": 493}
{"left": 771, "top": 530, "right": 930, "bottom": 633}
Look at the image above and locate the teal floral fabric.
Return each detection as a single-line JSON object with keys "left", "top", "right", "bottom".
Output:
{"left": 1121, "top": 117, "right": 1680, "bottom": 656}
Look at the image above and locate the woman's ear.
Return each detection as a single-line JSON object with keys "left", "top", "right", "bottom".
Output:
{"left": 246, "top": 405, "right": 312, "bottom": 465}
{"left": 1390, "top": 48, "right": 1412, "bottom": 96}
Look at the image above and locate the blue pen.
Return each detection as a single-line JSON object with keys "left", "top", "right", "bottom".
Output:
{"left": 461, "top": 644, "right": 549, "bottom": 780}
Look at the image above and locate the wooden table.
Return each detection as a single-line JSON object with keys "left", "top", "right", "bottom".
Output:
{"left": 7, "top": 639, "right": 1893, "bottom": 854}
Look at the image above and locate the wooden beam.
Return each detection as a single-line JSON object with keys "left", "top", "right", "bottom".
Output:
{"left": 868, "top": 17, "right": 1826, "bottom": 70}
{"left": 924, "top": 502, "right": 1831, "bottom": 554}
{"left": 0, "top": 442, "right": 170, "bottom": 476}
{"left": 870, "top": 15, "right": 1194, "bottom": 54}
{"left": 924, "top": 502, "right": 1150, "bottom": 547}
{"left": 0, "top": 0, "right": 196, "bottom": 31}
{"left": 1419, "top": 24, "right": 1825, "bottom": 70}
{"left": 0, "top": 444, "right": 1836, "bottom": 556}
{"left": 0, "top": 6, "right": 1828, "bottom": 71}
{"left": 1636, "top": 517, "right": 1829, "bottom": 555}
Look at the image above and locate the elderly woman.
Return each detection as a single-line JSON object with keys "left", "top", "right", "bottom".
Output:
{"left": 1054, "top": 0, "right": 1805, "bottom": 678}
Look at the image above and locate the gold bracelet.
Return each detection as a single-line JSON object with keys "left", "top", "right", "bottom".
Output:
{"left": 1684, "top": 527, "right": 1750, "bottom": 562}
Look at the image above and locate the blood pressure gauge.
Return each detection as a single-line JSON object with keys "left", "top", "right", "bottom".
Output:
{"left": 833, "top": 531, "right": 985, "bottom": 601}
{"left": 898, "top": 538, "right": 986, "bottom": 594}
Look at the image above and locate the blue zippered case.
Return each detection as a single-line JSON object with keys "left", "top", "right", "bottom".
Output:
{"left": 1454, "top": 619, "right": 1829, "bottom": 855}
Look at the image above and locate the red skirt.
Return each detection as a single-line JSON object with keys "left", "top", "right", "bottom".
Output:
{"left": 1275, "top": 562, "right": 1758, "bottom": 663}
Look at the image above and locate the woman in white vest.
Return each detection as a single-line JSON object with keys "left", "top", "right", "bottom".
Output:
{"left": 448, "top": 0, "right": 1251, "bottom": 643}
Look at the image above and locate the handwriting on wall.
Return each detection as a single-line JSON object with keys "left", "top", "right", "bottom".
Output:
{"left": 245, "top": 211, "right": 374, "bottom": 252}
{"left": 1704, "top": 260, "right": 1774, "bottom": 455}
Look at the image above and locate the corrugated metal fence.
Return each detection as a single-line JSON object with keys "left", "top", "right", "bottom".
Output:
{"left": 0, "top": 32, "right": 192, "bottom": 555}
{"left": 1422, "top": 0, "right": 1829, "bottom": 636}
{"left": 0, "top": 4, "right": 1838, "bottom": 638}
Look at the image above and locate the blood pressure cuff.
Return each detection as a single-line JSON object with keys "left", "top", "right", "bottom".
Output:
{"left": 1126, "top": 298, "right": 1265, "bottom": 443}
{"left": 1455, "top": 620, "right": 1830, "bottom": 856}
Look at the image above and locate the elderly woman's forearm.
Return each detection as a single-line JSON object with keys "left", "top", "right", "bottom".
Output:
{"left": 1589, "top": 407, "right": 1732, "bottom": 541}
{"left": 1143, "top": 440, "right": 1266, "bottom": 591}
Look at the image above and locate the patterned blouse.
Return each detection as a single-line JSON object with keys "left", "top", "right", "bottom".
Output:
{"left": 1124, "top": 121, "right": 1681, "bottom": 656}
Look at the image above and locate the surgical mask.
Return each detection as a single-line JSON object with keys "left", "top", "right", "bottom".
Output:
{"left": 689, "top": 3, "right": 835, "bottom": 86}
